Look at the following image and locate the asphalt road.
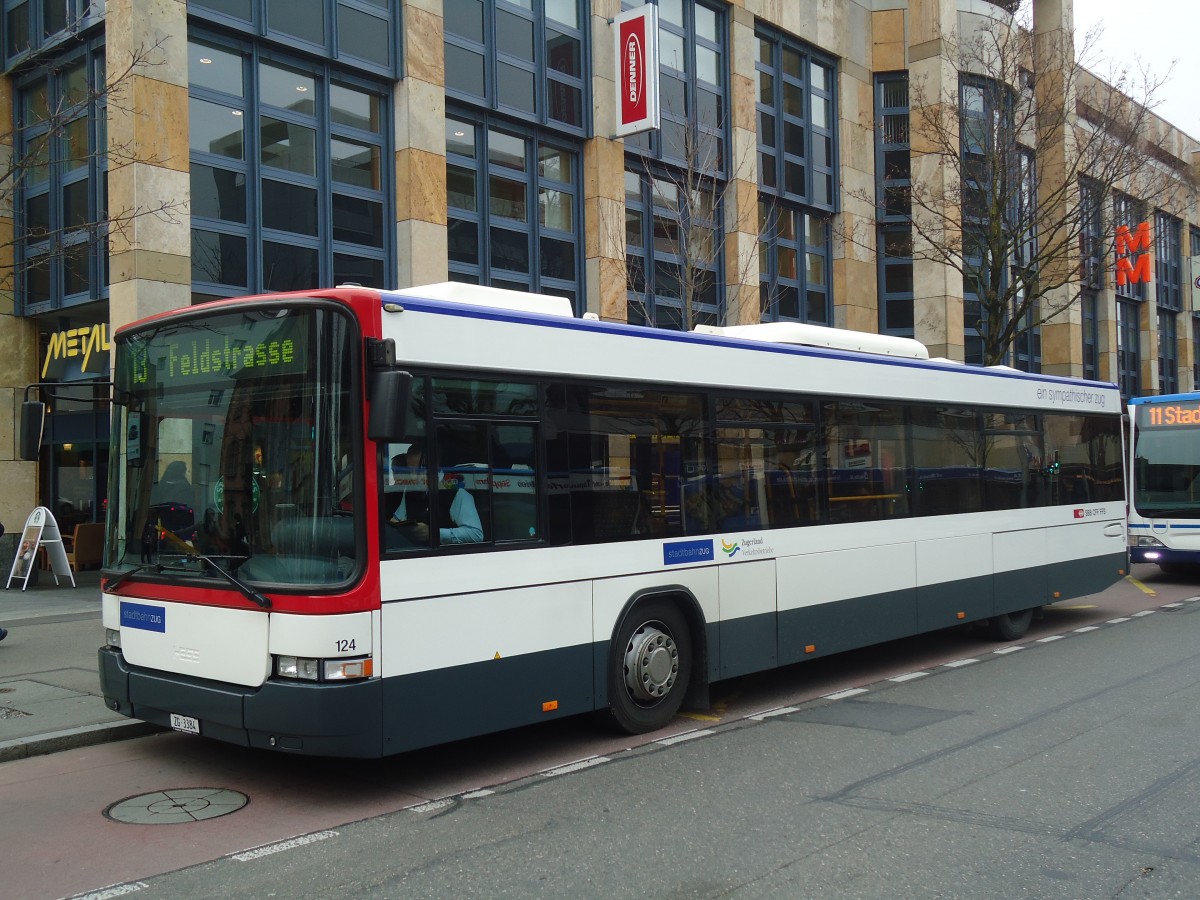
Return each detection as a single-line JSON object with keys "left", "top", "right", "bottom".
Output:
{"left": 6, "top": 566, "right": 1200, "bottom": 900}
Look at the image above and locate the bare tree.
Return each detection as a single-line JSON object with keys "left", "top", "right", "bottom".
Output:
{"left": 620, "top": 109, "right": 759, "bottom": 332}
{"left": 0, "top": 40, "right": 181, "bottom": 296}
{"left": 846, "top": 3, "right": 1192, "bottom": 366}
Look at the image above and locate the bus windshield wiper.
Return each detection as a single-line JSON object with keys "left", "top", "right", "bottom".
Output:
{"left": 159, "top": 552, "right": 272, "bottom": 609}
{"left": 103, "top": 563, "right": 161, "bottom": 590}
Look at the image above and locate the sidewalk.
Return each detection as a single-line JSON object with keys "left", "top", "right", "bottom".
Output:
{"left": 0, "top": 569, "right": 160, "bottom": 762}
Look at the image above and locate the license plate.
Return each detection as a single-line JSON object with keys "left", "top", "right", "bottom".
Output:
{"left": 169, "top": 713, "right": 201, "bottom": 735}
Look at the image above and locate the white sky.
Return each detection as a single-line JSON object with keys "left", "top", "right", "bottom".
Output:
{"left": 1072, "top": 1, "right": 1200, "bottom": 139}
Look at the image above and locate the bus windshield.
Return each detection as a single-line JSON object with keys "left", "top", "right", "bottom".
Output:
{"left": 1133, "top": 405, "right": 1200, "bottom": 519}
{"left": 106, "top": 303, "right": 361, "bottom": 588}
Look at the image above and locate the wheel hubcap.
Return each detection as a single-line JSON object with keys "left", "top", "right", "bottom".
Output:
{"left": 624, "top": 623, "right": 679, "bottom": 702}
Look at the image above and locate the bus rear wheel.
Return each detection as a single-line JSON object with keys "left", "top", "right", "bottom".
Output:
{"left": 607, "top": 600, "right": 692, "bottom": 734}
{"left": 989, "top": 608, "right": 1034, "bottom": 641}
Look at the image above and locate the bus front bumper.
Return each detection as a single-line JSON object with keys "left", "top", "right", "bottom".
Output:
{"left": 1129, "top": 546, "right": 1200, "bottom": 567}
{"left": 98, "top": 646, "right": 384, "bottom": 757}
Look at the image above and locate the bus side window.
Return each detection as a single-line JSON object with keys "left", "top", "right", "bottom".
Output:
{"left": 433, "top": 422, "right": 488, "bottom": 544}
{"left": 492, "top": 424, "right": 538, "bottom": 541}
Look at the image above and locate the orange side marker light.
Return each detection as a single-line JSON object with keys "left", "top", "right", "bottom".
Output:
{"left": 542, "top": 700, "right": 559, "bottom": 713}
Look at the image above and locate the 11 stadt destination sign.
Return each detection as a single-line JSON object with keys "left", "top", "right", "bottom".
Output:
{"left": 1137, "top": 400, "right": 1200, "bottom": 428}
{"left": 614, "top": 4, "right": 659, "bottom": 137}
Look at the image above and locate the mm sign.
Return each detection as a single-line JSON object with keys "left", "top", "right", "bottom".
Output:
{"left": 614, "top": 4, "right": 659, "bottom": 137}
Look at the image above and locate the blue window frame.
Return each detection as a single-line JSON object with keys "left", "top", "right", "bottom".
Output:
{"left": 624, "top": 163, "right": 720, "bottom": 330}
{"left": 624, "top": 0, "right": 727, "bottom": 175}
{"left": 1117, "top": 298, "right": 1140, "bottom": 400}
{"left": 754, "top": 29, "right": 837, "bottom": 328}
{"left": 758, "top": 200, "right": 830, "bottom": 326}
{"left": 1113, "top": 192, "right": 1146, "bottom": 303}
{"left": 1079, "top": 179, "right": 1105, "bottom": 382}
{"left": 3, "top": 0, "right": 101, "bottom": 70}
{"left": 1194, "top": 316, "right": 1200, "bottom": 393}
{"left": 1193, "top": 227, "right": 1200, "bottom": 390}
{"left": 1155, "top": 210, "right": 1182, "bottom": 311}
{"left": 874, "top": 73, "right": 911, "bottom": 335}
{"left": 960, "top": 77, "right": 1038, "bottom": 370}
{"left": 1082, "top": 289, "right": 1099, "bottom": 382}
{"left": 755, "top": 26, "right": 836, "bottom": 212}
{"left": 1158, "top": 309, "right": 1178, "bottom": 394}
{"left": 14, "top": 37, "right": 107, "bottom": 315}
{"left": 444, "top": 0, "right": 587, "bottom": 135}
{"left": 188, "top": 31, "right": 392, "bottom": 301}
{"left": 446, "top": 110, "right": 582, "bottom": 310}
{"left": 1155, "top": 211, "right": 1182, "bottom": 394}
{"left": 188, "top": 0, "right": 398, "bottom": 78}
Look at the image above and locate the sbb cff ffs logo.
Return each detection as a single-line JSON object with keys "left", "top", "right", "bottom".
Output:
{"left": 1074, "top": 508, "right": 1106, "bottom": 519}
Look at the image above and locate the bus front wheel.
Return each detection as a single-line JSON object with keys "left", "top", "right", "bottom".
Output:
{"left": 607, "top": 600, "right": 693, "bottom": 734}
{"left": 989, "top": 608, "right": 1034, "bottom": 641}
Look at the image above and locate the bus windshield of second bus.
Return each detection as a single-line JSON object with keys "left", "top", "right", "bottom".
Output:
{"left": 107, "top": 302, "right": 362, "bottom": 587}
{"left": 1128, "top": 393, "right": 1200, "bottom": 570}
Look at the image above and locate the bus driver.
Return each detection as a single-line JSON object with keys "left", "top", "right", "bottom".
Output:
{"left": 389, "top": 440, "right": 483, "bottom": 545}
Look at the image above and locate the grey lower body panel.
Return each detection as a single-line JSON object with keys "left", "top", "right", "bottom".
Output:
{"left": 96, "top": 551, "right": 1127, "bottom": 757}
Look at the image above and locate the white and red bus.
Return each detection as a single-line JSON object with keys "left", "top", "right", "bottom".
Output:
{"left": 87, "top": 284, "right": 1126, "bottom": 757}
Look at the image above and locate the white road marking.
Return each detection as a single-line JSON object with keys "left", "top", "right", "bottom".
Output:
{"left": 232, "top": 831, "right": 338, "bottom": 861}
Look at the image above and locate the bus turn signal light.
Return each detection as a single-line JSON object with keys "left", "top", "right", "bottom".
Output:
{"left": 542, "top": 700, "right": 559, "bottom": 712}
{"left": 956, "top": 612, "right": 966, "bottom": 620}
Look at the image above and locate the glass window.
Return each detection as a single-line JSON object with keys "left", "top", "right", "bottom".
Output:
{"left": 446, "top": 111, "right": 581, "bottom": 306}
{"left": 910, "top": 406, "right": 982, "bottom": 515}
{"left": 759, "top": 200, "right": 829, "bottom": 325}
{"left": 544, "top": 383, "right": 706, "bottom": 544}
{"left": 188, "top": 34, "right": 392, "bottom": 296}
{"left": 259, "top": 62, "right": 317, "bottom": 115}
{"left": 756, "top": 26, "right": 835, "bottom": 212}
{"left": 189, "top": 97, "right": 246, "bottom": 159}
{"left": 444, "top": 0, "right": 586, "bottom": 133}
{"left": 14, "top": 40, "right": 108, "bottom": 314}
{"left": 192, "top": 0, "right": 397, "bottom": 77}
{"left": 338, "top": 3, "right": 391, "bottom": 66}
{"left": 331, "top": 138, "right": 381, "bottom": 188}
{"left": 112, "top": 307, "right": 360, "bottom": 586}
{"left": 192, "top": 229, "right": 249, "bottom": 286}
{"left": 262, "top": 180, "right": 319, "bottom": 235}
{"left": 823, "top": 400, "right": 909, "bottom": 523}
{"left": 626, "top": 163, "right": 721, "bottom": 330}
{"left": 260, "top": 118, "right": 317, "bottom": 174}
{"left": 189, "top": 40, "right": 245, "bottom": 97}
{"left": 267, "top": 0, "right": 325, "bottom": 45}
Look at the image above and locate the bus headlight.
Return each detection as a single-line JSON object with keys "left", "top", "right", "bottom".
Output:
{"left": 1130, "top": 536, "right": 1166, "bottom": 548}
{"left": 274, "top": 655, "right": 373, "bottom": 681}
{"left": 275, "top": 655, "right": 321, "bottom": 681}
{"left": 323, "top": 657, "right": 373, "bottom": 680}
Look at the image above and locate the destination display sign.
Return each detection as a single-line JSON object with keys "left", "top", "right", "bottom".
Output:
{"left": 1137, "top": 401, "right": 1200, "bottom": 429}
{"left": 122, "top": 311, "right": 311, "bottom": 389}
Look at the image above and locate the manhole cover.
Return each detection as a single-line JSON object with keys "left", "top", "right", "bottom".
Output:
{"left": 105, "top": 788, "right": 248, "bottom": 824}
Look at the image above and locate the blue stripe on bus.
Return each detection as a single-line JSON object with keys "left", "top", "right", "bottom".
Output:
{"left": 381, "top": 293, "right": 1119, "bottom": 392}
